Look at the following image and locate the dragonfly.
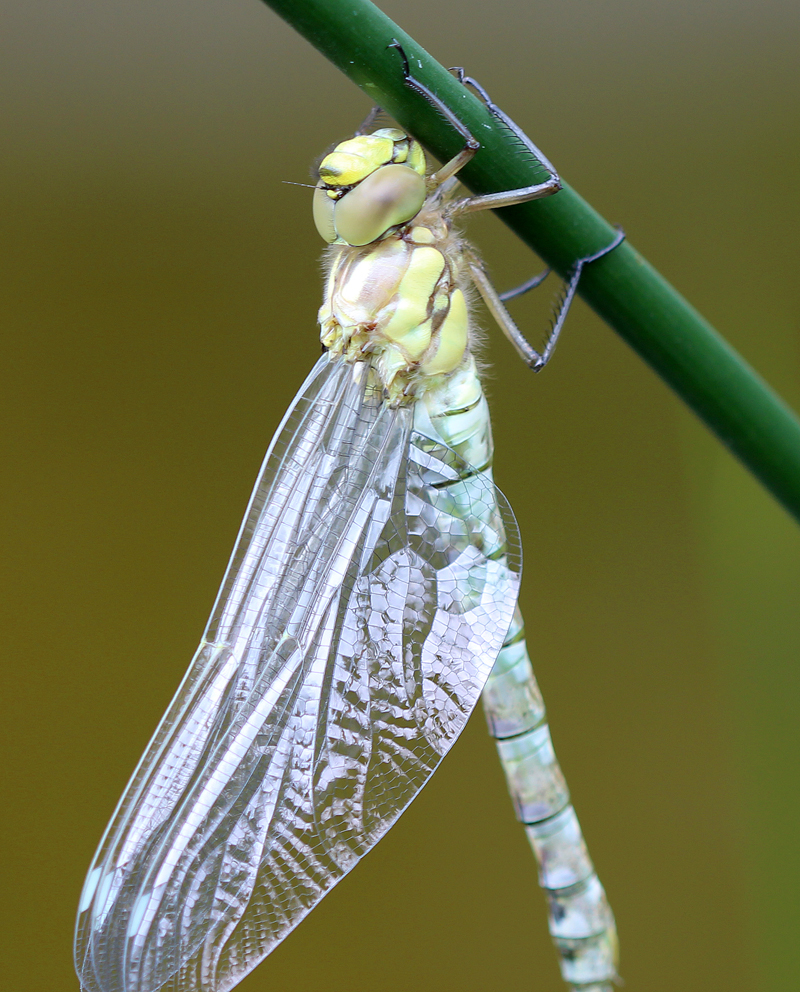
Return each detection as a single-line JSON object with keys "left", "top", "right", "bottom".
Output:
{"left": 75, "top": 47, "right": 623, "bottom": 992}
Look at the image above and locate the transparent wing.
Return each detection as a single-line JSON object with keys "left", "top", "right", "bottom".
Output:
{"left": 75, "top": 352, "right": 521, "bottom": 992}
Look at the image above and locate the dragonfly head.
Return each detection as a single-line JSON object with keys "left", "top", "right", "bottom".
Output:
{"left": 313, "top": 128, "right": 427, "bottom": 247}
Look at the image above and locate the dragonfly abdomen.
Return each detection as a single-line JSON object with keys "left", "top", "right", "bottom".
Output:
{"left": 484, "top": 615, "right": 619, "bottom": 991}
{"left": 419, "top": 359, "right": 618, "bottom": 990}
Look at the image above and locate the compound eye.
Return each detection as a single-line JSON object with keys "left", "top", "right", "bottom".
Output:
{"left": 333, "top": 164, "right": 425, "bottom": 247}
{"left": 313, "top": 186, "right": 338, "bottom": 243}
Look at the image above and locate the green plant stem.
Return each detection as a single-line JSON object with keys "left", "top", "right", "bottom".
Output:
{"left": 263, "top": 0, "right": 800, "bottom": 523}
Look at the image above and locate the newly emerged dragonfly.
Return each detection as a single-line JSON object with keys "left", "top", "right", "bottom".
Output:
{"left": 75, "top": 52, "right": 621, "bottom": 992}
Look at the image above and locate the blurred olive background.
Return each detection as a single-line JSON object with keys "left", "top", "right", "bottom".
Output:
{"left": 2, "top": 0, "right": 799, "bottom": 989}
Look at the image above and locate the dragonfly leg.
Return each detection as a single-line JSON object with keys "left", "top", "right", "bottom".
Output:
{"left": 446, "top": 66, "right": 561, "bottom": 214}
{"left": 450, "top": 175, "right": 561, "bottom": 215}
{"left": 389, "top": 41, "right": 560, "bottom": 204}
{"left": 354, "top": 103, "right": 384, "bottom": 135}
{"left": 534, "top": 227, "right": 626, "bottom": 371}
{"left": 469, "top": 227, "right": 625, "bottom": 371}
{"left": 500, "top": 267, "right": 552, "bottom": 302}
{"left": 469, "top": 257, "right": 545, "bottom": 367}
{"left": 450, "top": 67, "right": 559, "bottom": 179}
{"left": 388, "top": 40, "right": 479, "bottom": 188}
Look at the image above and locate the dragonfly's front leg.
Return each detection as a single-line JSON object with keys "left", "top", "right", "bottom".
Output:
{"left": 389, "top": 40, "right": 560, "bottom": 201}
{"left": 388, "top": 39, "right": 480, "bottom": 188}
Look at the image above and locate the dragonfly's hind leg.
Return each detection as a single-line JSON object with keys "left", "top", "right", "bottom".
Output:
{"left": 468, "top": 228, "right": 625, "bottom": 371}
{"left": 469, "top": 256, "right": 545, "bottom": 368}
{"left": 499, "top": 267, "right": 551, "bottom": 302}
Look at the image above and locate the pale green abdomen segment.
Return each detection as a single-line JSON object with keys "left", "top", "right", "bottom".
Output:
{"left": 420, "top": 363, "right": 618, "bottom": 992}
{"left": 484, "top": 615, "right": 618, "bottom": 991}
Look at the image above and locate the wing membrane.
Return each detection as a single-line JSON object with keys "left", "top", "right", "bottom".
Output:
{"left": 75, "top": 353, "right": 521, "bottom": 992}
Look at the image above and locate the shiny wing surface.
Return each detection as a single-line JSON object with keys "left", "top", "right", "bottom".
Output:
{"left": 75, "top": 352, "right": 521, "bottom": 992}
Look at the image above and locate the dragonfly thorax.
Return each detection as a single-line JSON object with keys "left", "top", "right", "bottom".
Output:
{"left": 318, "top": 213, "right": 470, "bottom": 404}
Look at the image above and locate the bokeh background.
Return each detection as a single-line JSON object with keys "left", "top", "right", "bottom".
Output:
{"left": 2, "top": 0, "right": 799, "bottom": 989}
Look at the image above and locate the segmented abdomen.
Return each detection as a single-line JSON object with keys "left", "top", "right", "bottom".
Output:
{"left": 420, "top": 362, "right": 618, "bottom": 991}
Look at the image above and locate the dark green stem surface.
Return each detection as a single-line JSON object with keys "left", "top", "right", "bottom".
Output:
{"left": 263, "top": 0, "right": 800, "bottom": 523}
